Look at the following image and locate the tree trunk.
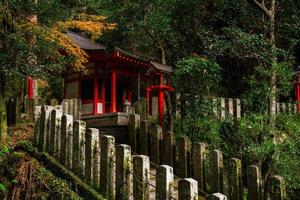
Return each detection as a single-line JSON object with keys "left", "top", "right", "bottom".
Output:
{"left": 252, "top": 0, "right": 277, "bottom": 125}
{"left": 0, "top": 74, "right": 7, "bottom": 142}
{"left": 268, "top": 0, "right": 277, "bottom": 127}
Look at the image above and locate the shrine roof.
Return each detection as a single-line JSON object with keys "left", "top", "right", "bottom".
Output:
{"left": 67, "top": 32, "right": 107, "bottom": 50}
{"left": 66, "top": 31, "right": 172, "bottom": 74}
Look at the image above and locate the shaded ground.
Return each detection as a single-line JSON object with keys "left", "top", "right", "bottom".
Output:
{"left": 0, "top": 123, "right": 83, "bottom": 200}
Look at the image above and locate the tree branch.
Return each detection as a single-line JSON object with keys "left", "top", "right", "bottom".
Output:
{"left": 253, "top": 0, "right": 271, "bottom": 17}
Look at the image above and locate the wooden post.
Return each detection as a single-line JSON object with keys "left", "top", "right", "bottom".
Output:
{"left": 178, "top": 178, "right": 198, "bottom": 200}
{"left": 116, "top": 144, "right": 132, "bottom": 200}
{"left": 156, "top": 165, "right": 174, "bottom": 200}
{"left": 247, "top": 165, "right": 262, "bottom": 200}
{"left": 133, "top": 155, "right": 150, "bottom": 200}
{"left": 228, "top": 158, "right": 242, "bottom": 200}
{"left": 178, "top": 136, "right": 191, "bottom": 177}
{"left": 164, "top": 131, "right": 175, "bottom": 167}
{"left": 100, "top": 135, "right": 116, "bottom": 199}
{"left": 128, "top": 114, "right": 140, "bottom": 152}
{"left": 49, "top": 109, "right": 62, "bottom": 157}
{"left": 140, "top": 120, "right": 148, "bottom": 155}
{"left": 265, "top": 176, "right": 286, "bottom": 200}
{"left": 72, "top": 120, "right": 86, "bottom": 177}
{"left": 60, "top": 114, "right": 73, "bottom": 167}
{"left": 149, "top": 124, "right": 162, "bottom": 165}
{"left": 38, "top": 106, "right": 53, "bottom": 152}
{"left": 193, "top": 143, "right": 206, "bottom": 190}
{"left": 210, "top": 150, "right": 224, "bottom": 193}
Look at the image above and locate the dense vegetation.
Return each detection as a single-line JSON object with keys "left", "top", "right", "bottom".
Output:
{"left": 1, "top": 0, "right": 300, "bottom": 199}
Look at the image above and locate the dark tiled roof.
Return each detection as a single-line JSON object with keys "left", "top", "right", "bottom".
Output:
{"left": 150, "top": 61, "right": 173, "bottom": 74}
{"left": 67, "top": 31, "right": 107, "bottom": 50}
{"left": 66, "top": 31, "right": 173, "bottom": 74}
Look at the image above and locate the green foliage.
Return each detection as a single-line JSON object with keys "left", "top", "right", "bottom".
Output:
{"left": 173, "top": 57, "right": 222, "bottom": 140}
{"left": 0, "top": 183, "right": 6, "bottom": 193}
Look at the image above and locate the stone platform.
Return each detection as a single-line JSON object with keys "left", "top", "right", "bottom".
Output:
{"left": 81, "top": 112, "right": 129, "bottom": 144}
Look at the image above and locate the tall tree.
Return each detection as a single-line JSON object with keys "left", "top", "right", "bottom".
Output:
{"left": 252, "top": 0, "right": 277, "bottom": 125}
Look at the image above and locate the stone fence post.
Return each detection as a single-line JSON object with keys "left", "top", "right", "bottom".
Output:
{"left": 210, "top": 150, "right": 224, "bottom": 193}
{"left": 140, "top": 120, "right": 148, "bottom": 155}
{"left": 38, "top": 106, "right": 53, "bottom": 152}
{"left": 116, "top": 144, "right": 132, "bottom": 200}
{"left": 164, "top": 131, "right": 175, "bottom": 167}
{"left": 149, "top": 124, "right": 162, "bottom": 165}
{"left": 133, "top": 155, "right": 150, "bottom": 200}
{"left": 85, "top": 128, "right": 99, "bottom": 184}
{"left": 100, "top": 135, "right": 116, "bottom": 199}
{"left": 72, "top": 120, "right": 86, "bottom": 177}
{"left": 247, "top": 165, "right": 262, "bottom": 200}
{"left": 128, "top": 114, "right": 140, "bottom": 152}
{"left": 49, "top": 109, "right": 62, "bottom": 157}
{"left": 193, "top": 142, "right": 206, "bottom": 191}
{"left": 156, "top": 165, "right": 174, "bottom": 200}
{"left": 60, "top": 114, "right": 73, "bottom": 168}
{"left": 228, "top": 158, "right": 242, "bottom": 200}
{"left": 178, "top": 178, "right": 198, "bottom": 200}
{"left": 178, "top": 136, "right": 191, "bottom": 177}
{"left": 265, "top": 175, "right": 286, "bottom": 200}
{"left": 206, "top": 193, "right": 227, "bottom": 200}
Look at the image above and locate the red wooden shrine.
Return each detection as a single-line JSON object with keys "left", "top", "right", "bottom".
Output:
{"left": 63, "top": 32, "right": 173, "bottom": 126}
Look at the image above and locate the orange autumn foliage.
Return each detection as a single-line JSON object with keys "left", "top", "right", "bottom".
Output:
{"left": 21, "top": 13, "right": 116, "bottom": 71}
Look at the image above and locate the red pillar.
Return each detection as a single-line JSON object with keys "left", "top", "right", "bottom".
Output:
{"left": 93, "top": 74, "right": 98, "bottom": 114}
{"left": 28, "top": 77, "right": 34, "bottom": 99}
{"left": 146, "top": 79, "right": 150, "bottom": 114}
{"left": 111, "top": 70, "right": 117, "bottom": 112}
{"left": 158, "top": 89, "right": 164, "bottom": 127}
{"left": 102, "top": 79, "right": 105, "bottom": 113}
